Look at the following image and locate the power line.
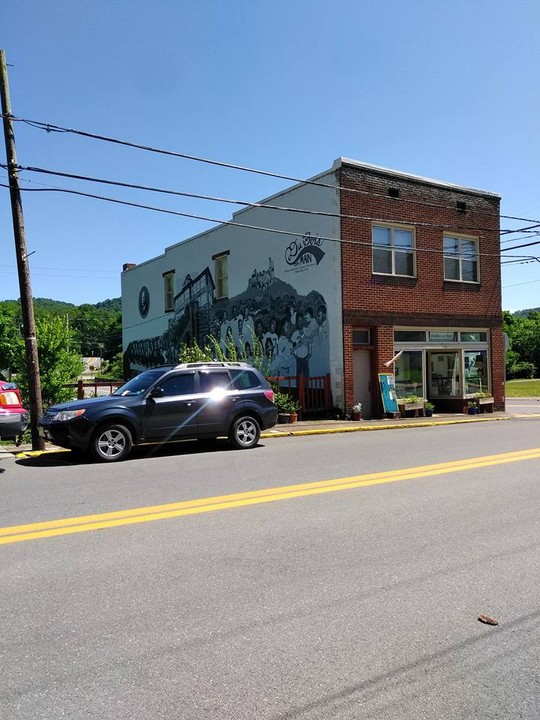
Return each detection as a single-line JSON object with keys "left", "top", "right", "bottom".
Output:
{"left": 6, "top": 112, "right": 535, "bottom": 223}
{"left": 7, "top": 162, "right": 509, "bottom": 235}
{"left": 1, "top": 180, "right": 531, "bottom": 261}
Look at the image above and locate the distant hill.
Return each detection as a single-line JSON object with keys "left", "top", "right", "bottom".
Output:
{"left": 0, "top": 297, "right": 120, "bottom": 314}
{"left": 513, "top": 307, "right": 540, "bottom": 318}
{"left": 94, "top": 298, "right": 121, "bottom": 313}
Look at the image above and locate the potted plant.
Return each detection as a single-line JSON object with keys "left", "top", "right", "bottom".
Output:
{"left": 424, "top": 401, "right": 435, "bottom": 417}
{"left": 287, "top": 397, "right": 301, "bottom": 423}
{"left": 467, "top": 400, "right": 478, "bottom": 415}
{"left": 274, "top": 391, "right": 292, "bottom": 424}
{"left": 351, "top": 402, "right": 362, "bottom": 421}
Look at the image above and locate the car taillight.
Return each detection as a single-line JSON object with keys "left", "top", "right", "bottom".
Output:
{"left": 0, "top": 391, "right": 21, "bottom": 407}
{"left": 264, "top": 389, "right": 274, "bottom": 402}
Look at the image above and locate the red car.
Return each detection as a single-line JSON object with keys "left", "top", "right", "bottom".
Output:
{"left": 0, "top": 380, "right": 29, "bottom": 442}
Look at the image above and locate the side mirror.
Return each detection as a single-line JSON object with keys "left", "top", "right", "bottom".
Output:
{"left": 149, "top": 386, "right": 164, "bottom": 399}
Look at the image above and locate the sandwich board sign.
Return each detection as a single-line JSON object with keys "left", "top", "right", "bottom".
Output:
{"left": 378, "top": 373, "right": 399, "bottom": 414}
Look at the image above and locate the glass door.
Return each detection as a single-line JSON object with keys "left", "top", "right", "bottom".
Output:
{"left": 428, "top": 351, "right": 461, "bottom": 398}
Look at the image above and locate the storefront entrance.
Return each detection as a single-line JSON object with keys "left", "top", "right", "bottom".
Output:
{"left": 427, "top": 351, "right": 461, "bottom": 399}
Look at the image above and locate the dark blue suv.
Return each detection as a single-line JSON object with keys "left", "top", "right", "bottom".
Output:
{"left": 39, "top": 362, "right": 278, "bottom": 462}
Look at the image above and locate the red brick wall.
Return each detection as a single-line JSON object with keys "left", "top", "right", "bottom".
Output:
{"left": 339, "top": 163, "right": 503, "bottom": 413}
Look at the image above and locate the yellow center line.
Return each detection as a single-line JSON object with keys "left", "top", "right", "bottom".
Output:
{"left": 2, "top": 448, "right": 540, "bottom": 545}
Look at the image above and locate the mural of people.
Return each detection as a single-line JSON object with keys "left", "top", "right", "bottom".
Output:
{"left": 277, "top": 319, "right": 295, "bottom": 376}
{"left": 125, "top": 258, "right": 330, "bottom": 380}
{"left": 291, "top": 311, "right": 310, "bottom": 377}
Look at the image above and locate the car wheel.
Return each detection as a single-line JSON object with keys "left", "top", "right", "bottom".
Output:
{"left": 91, "top": 423, "right": 133, "bottom": 462}
{"left": 228, "top": 415, "right": 260, "bottom": 450}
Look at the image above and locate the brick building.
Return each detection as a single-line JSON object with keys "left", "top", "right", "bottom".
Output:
{"left": 121, "top": 158, "right": 503, "bottom": 417}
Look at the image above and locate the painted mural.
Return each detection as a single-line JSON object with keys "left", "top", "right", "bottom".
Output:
{"left": 124, "top": 256, "right": 330, "bottom": 379}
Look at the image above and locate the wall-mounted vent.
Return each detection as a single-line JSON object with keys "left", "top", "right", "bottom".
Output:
{"left": 456, "top": 200, "right": 467, "bottom": 213}
{"left": 388, "top": 187, "right": 400, "bottom": 198}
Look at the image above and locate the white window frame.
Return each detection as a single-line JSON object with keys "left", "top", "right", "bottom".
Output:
{"left": 163, "top": 271, "right": 175, "bottom": 312}
{"left": 372, "top": 223, "right": 416, "bottom": 278}
{"left": 443, "top": 234, "right": 480, "bottom": 283}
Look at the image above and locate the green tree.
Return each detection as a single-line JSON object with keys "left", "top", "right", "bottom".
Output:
{"left": 72, "top": 304, "right": 122, "bottom": 359}
{"left": 14, "top": 315, "right": 85, "bottom": 407}
{"left": 0, "top": 305, "right": 23, "bottom": 375}
{"left": 102, "top": 351, "right": 124, "bottom": 380}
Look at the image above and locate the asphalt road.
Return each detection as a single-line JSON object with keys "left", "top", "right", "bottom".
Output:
{"left": 1, "top": 414, "right": 540, "bottom": 719}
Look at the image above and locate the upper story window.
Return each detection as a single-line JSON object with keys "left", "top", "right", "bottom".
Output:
{"left": 372, "top": 224, "right": 415, "bottom": 277}
{"left": 214, "top": 252, "right": 229, "bottom": 299}
{"left": 163, "top": 271, "right": 175, "bottom": 312}
{"left": 443, "top": 235, "right": 479, "bottom": 283}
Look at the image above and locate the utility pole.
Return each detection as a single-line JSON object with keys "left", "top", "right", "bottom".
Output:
{"left": 0, "top": 50, "right": 44, "bottom": 450}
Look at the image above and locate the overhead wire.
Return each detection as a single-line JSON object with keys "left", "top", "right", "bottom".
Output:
{"left": 5, "top": 112, "right": 538, "bottom": 225}
{"left": 0, "top": 180, "right": 534, "bottom": 262}
{"left": 6, "top": 162, "right": 509, "bottom": 235}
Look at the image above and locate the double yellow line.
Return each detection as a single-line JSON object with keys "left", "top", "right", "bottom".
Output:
{"left": 2, "top": 447, "right": 540, "bottom": 546}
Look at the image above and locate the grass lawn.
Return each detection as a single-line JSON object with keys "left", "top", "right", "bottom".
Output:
{"left": 506, "top": 379, "right": 540, "bottom": 397}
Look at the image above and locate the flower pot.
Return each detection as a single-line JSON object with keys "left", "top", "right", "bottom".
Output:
{"left": 352, "top": 412, "right": 362, "bottom": 421}
{"left": 467, "top": 407, "right": 478, "bottom": 415}
{"left": 425, "top": 409, "right": 433, "bottom": 417}
{"left": 278, "top": 413, "right": 291, "bottom": 424}
{"left": 289, "top": 412, "right": 298, "bottom": 423}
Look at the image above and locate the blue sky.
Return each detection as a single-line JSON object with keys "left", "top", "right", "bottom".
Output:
{"left": 1, "top": 0, "right": 539, "bottom": 311}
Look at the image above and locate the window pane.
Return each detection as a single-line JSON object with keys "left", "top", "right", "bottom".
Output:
{"left": 462, "top": 259, "right": 478, "bottom": 282}
{"left": 352, "top": 329, "right": 370, "bottom": 345}
{"left": 394, "top": 250, "right": 414, "bottom": 276}
{"left": 394, "top": 331, "right": 426, "bottom": 342}
{"left": 373, "top": 247, "right": 392, "bottom": 273}
{"left": 444, "top": 257, "right": 459, "bottom": 280}
{"left": 464, "top": 350, "right": 488, "bottom": 394}
{"left": 461, "top": 332, "right": 487, "bottom": 342}
{"left": 461, "top": 239, "right": 477, "bottom": 258}
{"left": 395, "top": 351, "right": 423, "bottom": 398}
{"left": 394, "top": 229, "right": 413, "bottom": 249}
{"left": 231, "top": 369, "right": 262, "bottom": 390}
{"left": 159, "top": 374, "right": 195, "bottom": 397}
{"left": 444, "top": 237, "right": 459, "bottom": 255}
{"left": 373, "top": 226, "right": 391, "bottom": 246}
{"left": 199, "top": 371, "right": 232, "bottom": 392}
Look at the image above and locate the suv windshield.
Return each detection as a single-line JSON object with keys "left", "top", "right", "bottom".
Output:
{"left": 112, "top": 368, "right": 169, "bottom": 396}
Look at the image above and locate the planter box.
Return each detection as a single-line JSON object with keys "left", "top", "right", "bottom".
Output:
{"left": 477, "top": 397, "right": 494, "bottom": 413}
{"left": 398, "top": 401, "right": 426, "bottom": 418}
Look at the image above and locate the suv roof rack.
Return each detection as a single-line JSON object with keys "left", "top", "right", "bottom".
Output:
{"left": 174, "top": 361, "right": 250, "bottom": 369}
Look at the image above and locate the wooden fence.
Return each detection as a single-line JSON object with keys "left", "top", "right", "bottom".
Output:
{"left": 268, "top": 374, "right": 332, "bottom": 415}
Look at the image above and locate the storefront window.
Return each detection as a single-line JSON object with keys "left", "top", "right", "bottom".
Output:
{"left": 395, "top": 351, "right": 423, "bottom": 397}
{"left": 394, "top": 330, "right": 426, "bottom": 342}
{"left": 461, "top": 332, "right": 487, "bottom": 343}
{"left": 464, "top": 350, "right": 489, "bottom": 394}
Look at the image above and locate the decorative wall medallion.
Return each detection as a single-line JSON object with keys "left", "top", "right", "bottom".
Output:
{"left": 138, "top": 286, "right": 150, "bottom": 318}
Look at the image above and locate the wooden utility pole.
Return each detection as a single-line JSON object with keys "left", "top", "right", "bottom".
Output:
{"left": 0, "top": 50, "right": 44, "bottom": 450}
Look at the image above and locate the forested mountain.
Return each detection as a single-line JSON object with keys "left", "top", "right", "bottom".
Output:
{"left": 513, "top": 307, "right": 540, "bottom": 318}
{"left": 0, "top": 297, "right": 122, "bottom": 362}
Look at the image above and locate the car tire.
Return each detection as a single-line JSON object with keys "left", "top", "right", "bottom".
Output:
{"left": 91, "top": 423, "right": 133, "bottom": 462}
{"left": 228, "top": 415, "right": 260, "bottom": 450}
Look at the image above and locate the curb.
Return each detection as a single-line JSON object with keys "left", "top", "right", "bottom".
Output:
{"left": 261, "top": 414, "right": 510, "bottom": 439}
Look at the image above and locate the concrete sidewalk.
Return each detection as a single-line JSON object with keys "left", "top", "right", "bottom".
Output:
{"left": 0, "top": 411, "right": 510, "bottom": 458}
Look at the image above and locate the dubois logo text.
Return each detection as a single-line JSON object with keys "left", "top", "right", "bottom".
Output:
{"left": 285, "top": 232, "right": 325, "bottom": 270}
